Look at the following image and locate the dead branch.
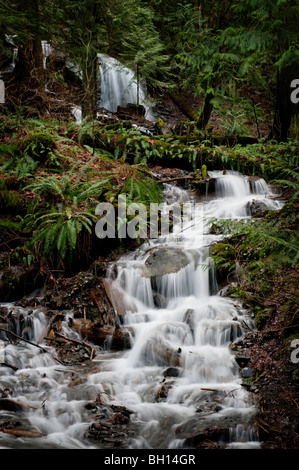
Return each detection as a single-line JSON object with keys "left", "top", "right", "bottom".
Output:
{"left": 0, "top": 327, "right": 47, "bottom": 352}
{"left": 157, "top": 175, "right": 195, "bottom": 184}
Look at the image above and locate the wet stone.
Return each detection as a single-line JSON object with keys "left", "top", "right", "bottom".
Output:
{"left": 162, "top": 367, "right": 180, "bottom": 377}
{"left": 242, "top": 367, "right": 256, "bottom": 379}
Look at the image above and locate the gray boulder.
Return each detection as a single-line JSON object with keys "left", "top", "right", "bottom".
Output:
{"left": 143, "top": 246, "right": 191, "bottom": 278}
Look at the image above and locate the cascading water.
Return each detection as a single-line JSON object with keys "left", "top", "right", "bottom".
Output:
{"left": 98, "top": 54, "right": 155, "bottom": 121}
{"left": 0, "top": 171, "right": 283, "bottom": 449}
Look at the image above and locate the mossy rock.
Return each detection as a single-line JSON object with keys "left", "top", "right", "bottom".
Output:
{"left": 0, "top": 189, "right": 22, "bottom": 213}
{"left": 19, "top": 132, "right": 56, "bottom": 162}
{"left": 279, "top": 202, "right": 297, "bottom": 217}
{"left": 211, "top": 243, "right": 236, "bottom": 259}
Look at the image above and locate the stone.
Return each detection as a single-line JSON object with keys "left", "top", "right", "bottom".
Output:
{"left": 152, "top": 291, "right": 168, "bottom": 309}
{"left": 241, "top": 367, "right": 255, "bottom": 379}
{"left": 143, "top": 246, "right": 191, "bottom": 278}
{"left": 162, "top": 367, "right": 180, "bottom": 377}
{"left": 248, "top": 200, "right": 269, "bottom": 216}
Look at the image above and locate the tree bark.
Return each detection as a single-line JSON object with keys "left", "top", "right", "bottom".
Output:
{"left": 81, "top": 52, "right": 98, "bottom": 120}
{"left": 197, "top": 90, "right": 214, "bottom": 130}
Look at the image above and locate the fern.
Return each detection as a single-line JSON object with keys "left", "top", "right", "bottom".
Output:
{"left": 27, "top": 207, "right": 96, "bottom": 260}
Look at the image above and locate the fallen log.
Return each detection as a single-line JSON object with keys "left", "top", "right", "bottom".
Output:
{"left": 103, "top": 278, "right": 137, "bottom": 317}
{"left": 157, "top": 175, "right": 195, "bottom": 184}
{"left": 0, "top": 428, "right": 45, "bottom": 438}
{"left": 0, "top": 398, "right": 36, "bottom": 412}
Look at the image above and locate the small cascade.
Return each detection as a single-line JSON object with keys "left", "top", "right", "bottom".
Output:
{"left": 0, "top": 170, "right": 283, "bottom": 449}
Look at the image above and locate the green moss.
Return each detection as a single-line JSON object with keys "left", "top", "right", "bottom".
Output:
{"left": 20, "top": 132, "right": 56, "bottom": 161}
{"left": 212, "top": 242, "right": 236, "bottom": 259}
{"left": 0, "top": 189, "right": 21, "bottom": 212}
{"left": 254, "top": 306, "right": 270, "bottom": 330}
{"left": 279, "top": 202, "right": 297, "bottom": 217}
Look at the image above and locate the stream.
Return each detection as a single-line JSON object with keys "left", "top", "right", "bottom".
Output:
{"left": 0, "top": 170, "right": 283, "bottom": 449}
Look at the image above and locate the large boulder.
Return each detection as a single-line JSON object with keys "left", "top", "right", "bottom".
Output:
{"left": 143, "top": 246, "right": 191, "bottom": 278}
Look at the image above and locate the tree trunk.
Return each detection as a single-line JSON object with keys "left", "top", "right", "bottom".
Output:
{"left": 169, "top": 91, "right": 198, "bottom": 121}
{"left": 81, "top": 52, "right": 98, "bottom": 120}
{"left": 81, "top": 2, "right": 99, "bottom": 120}
{"left": 13, "top": 0, "right": 45, "bottom": 110}
{"left": 196, "top": 90, "right": 214, "bottom": 130}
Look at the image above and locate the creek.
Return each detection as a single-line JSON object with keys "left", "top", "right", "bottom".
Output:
{"left": 0, "top": 171, "right": 283, "bottom": 449}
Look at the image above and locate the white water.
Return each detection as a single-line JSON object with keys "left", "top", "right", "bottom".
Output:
{"left": 0, "top": 172, "right": 283, "bottom": 449}
{"left": 98, "top": 54, "right": 155, "bottom": 121}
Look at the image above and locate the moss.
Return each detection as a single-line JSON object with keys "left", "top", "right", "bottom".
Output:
{"left": 212, "top": 242, "right": 236, "bottom": 259}
{"left": 279, "top": 202, "right": 297, "bottom": 217}
{"left": 0, "top": 189, "right": 21, "bottom": 213}
{"left": 254, "top": 306, "right": 270, "bottom": 330}
{"left": 19, "top": 132, "right": 56, "bottom": 162}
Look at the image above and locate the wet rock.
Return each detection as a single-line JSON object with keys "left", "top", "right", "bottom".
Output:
{"left": 144, "top": 338, "right": 181, "bottom": 367}
{"left": 182, "top": 425, "right": 229, "bottom": 448}
{"left": 87, "top": 403, "right": 134, "bottom": 448}
{"left": 242, "top": 367, "right": 255, "bottom": 379}
{"left": 143, "top": 246, "right": 191, "bottom": 278}
{"left": 153, "top": 291, "right": 167, "bottom": 309}
{"left": 183, "top": 309, "right": 194, "bottom": 332}
{"left": 248, "top": 200, "right": 269, "bottom": 216}
{"left": 192, "top": 177, "right": 216, "bottom": 196}
{"left": 0, "top": 398, "right": 31, "bottom": 412}
{"left": 162, "top": 367, "right": 180, "bottom": 377}
{"left": 69, "top": 318, "right": 131, "bottom": 350}
{"left": 155, "top": 380, "right": 174, "bottom": 402}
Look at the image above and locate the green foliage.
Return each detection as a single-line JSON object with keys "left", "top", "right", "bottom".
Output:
{"left": 119, "top": 173, "right": 163, "bottom": 206}
{"left": 218, "top": 108, "right": 249, "bottom": 136}
{"left": 209, "top": 205, "right": 299, "bottom": 270}
{"left": 211, "top": 242, "right": 236, "bottom": 281}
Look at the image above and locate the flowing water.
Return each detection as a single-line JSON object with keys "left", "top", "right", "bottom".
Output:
{"left": 0, "top": 171, "right": 283, "bottom": 449}
{"left": 98, "top": 54, "right": 155, "bottom": 121}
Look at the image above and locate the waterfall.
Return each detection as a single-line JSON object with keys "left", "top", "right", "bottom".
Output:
{"left": 98, "top": 54, "right": 155, "bottom": 121}
{"left": 0, "top": 170, "right": 283, "bottom": 449}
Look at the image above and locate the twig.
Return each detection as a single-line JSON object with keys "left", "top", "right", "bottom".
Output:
{"left": 157, "top": 175, "right": 195, "bottom": 184}
{"left": 0, "top": 327, "right": 47, "bottom": 352}
{"left": 0, "top": 362, "right": 18, "bottom": 371}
